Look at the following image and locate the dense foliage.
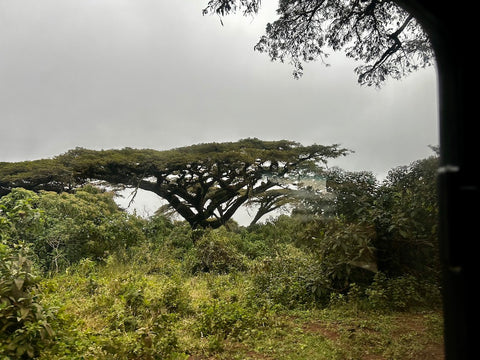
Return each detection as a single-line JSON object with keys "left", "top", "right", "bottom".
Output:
{"left": 0, "top": 151, "right": 442, "bottom": 358}
{"left": 1, "top": 186, "right": 146, "bottom": 273}
{"left": 1, "top": 194, "right": 54, "bottom": 358}
{"left": 1, "top": 139, "right": 349, "bottom": 229}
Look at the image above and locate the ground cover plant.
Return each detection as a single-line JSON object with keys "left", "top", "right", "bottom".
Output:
{"left": 1, "top": 151, "right": 443, "bottom": 359}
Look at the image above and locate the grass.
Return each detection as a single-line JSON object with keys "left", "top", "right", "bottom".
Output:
{"left": 35, "top": 257, "right": 444, "bottom": 360}
{"left": 194, "top": 309, "right": 444, "bottom": 360}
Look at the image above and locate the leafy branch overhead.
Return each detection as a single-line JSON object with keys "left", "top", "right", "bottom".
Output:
{"left": 0, "top": 139, "right": 350, "bottom": 229}
{"left": 203, "top": 0, "right": 434, "bottom": 86}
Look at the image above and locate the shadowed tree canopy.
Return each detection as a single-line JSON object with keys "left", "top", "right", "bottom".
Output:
{"left": 203, "top": 0, "right": 434, "bottom": 86}
{"left": 0, "top": 139, "right": 349, "bottom": 229}
{"left": 0, "top": 159, "right": 78, "bottom": 196}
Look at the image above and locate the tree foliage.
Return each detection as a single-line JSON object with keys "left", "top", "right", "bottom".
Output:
{"left": 1, "top": 139, "right": 349, "bottom": 229}
{"left": 0, "top": 186, "right": 146, "bottom": 272}
{"left": 323, "top": 168, "right": 378, "bottom": 221}
{"left": 0, "top": 188, "right": 44, "bottom": 246}
{"left": 0, "top": 160, "right": 77, "bottom": 197}
{"left": 35, "top": 186, "right": 146, "bottom": 271}
{"left": 372, "top": 153, "right": 439, "bottom": 278}
{"left": 285, "top": 149, "right": 439, "bottom": 282}
{"left": 203, "top": 0, "right": 434, "bottom": 86}
{"left": 0, "top": 242, "right": 54, "bottom": 358}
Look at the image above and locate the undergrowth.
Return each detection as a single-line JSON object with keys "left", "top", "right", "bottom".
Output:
{"left": 21, "top": 246, "right": 444, "bottom": 360}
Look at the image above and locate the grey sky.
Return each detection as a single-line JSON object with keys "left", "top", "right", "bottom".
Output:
{"left": 1, "top": 0, "right": 438, "bottom": 181}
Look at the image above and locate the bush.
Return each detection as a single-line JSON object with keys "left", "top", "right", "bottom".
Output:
{"left": 193, "top": 227, "right": 247, "bottom": 274}
{"left": 247, "top": 215, "right": 306, "bottom": 249}
{"left": 363, "top": 272, "right": 442, "bottom": 311}
{"left": 0, "top": 191, "right": 54, "bottom": 358}
{"left": 297, "top": 217, "right": 377, "bottom": 291}
{"left": 0, "top": 188, "right": 44, "bottom": 247}
{"left": 37, "top": 259, "right": 189, "bottom": 359}
{"left": 250, "top": 246, "right": 331, "bottom": 308}
{"left": 0, "top": 243, "right": 54, "bottom": 358}
{"left": 235, "top": 230, "right": 270, "bottom": 260}
{"left": 196, "top": 297, "right": 264, "bottom": 341}
{"left": 163, "top": 221, "right": 195, "bottom": 256}
{"left": 158, "top": 278, "right": 192, "bottom": 315}
{"left": 35, "top": 186, "right": 146, "bottom": 270}
{"left": 142, "top": 213, "right": 175, "bottom": 242}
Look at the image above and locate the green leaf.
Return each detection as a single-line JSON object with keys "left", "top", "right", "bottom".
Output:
{"left": 13, "top": 278, "right": 25, "bottom": 291}
{"left": 19, "top": 306, "right": 30, "bottom": 319}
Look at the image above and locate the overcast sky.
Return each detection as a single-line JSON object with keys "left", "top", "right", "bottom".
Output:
{"left": 1, "top": 0, "right": 438, "bottom": 217}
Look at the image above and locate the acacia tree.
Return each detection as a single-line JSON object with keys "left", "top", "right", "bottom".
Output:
{"left": 0, "top": 139, "right": 349, "bottom": 229}
{"left": 245, "top": 188, "right": 292, "bottom": 226}
{"left": 245, "top": 171, "right": 330, "bottom": 225}
{"left": 203, "top": 0, "right": 434, "bottom": 86}
{"left": 0, "top": 159, "right": 77, "bottom": 197}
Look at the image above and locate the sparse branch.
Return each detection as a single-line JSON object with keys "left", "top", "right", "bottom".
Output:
{"left": 203, "top": 0, "right": 433, "bottom": 86}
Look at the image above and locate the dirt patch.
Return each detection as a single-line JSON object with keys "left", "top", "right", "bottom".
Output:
{"left": 393, "top": 313, "right": 445, "bottom": 360}
{"left": 416, "top": 344, "right": 445, "bottom": 360}
{"left": 301, "top": 313, "right": 444, "bottom": 360}
{"left": 302, "top": 321, "right": 341, "bottom": 341}
{"left": 187, "top": 343, "right": 275, "bottom": 360}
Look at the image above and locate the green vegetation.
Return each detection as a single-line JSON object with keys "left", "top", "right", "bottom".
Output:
{"left": 1, "top": 139, "right": 349, "bottom": 229}
{"left": 1, "top": 146, "right": 443, "bottom": 359}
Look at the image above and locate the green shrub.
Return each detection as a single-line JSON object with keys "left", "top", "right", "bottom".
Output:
{"left": 297, "top": 217, "right": 377, "bottom": 290}
{"left": 0, "top": 191, "right": 55, "bottom": 358}
{"left": 0, "top": 243, "right": 54, "bottom": 358}
{"left": 67, "top": 315, "right": 181, "bottom": 359}
{"left": 193, "top": 227, "right": 247, "bottom": 274}
{"left": 196, "top": 298, "right": 263, "bottom": 341}
{"left": 144, "top": 216, "right": 195, "bottom": 256}
{"left": 113, "top": 314, "right": 180, "bottom": 359}
{"left": 236, "top": 230, "right": 270, "bottom": 259}
{"left": 0, "top": 188, "right": 44, "bottom": 248}
{"left": 250, "top": 246, "right": 331, "bottom": 308}
{"left": 158, "top": 278, "right": 192, "bottom": 315}
{"left": 247, "top": 215, "right": 306, "bottom": 249}
{"left": 35, "top": 186, "right": 146, "bottom": 270}
{"left": 365, "top": 272, "right": 442, "bottom": 311}
{"left": 36, "top": 263, "right": 188, "bottom": 359}
{"left": 143, "top": 213, "right": 175, "bottom": 241}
